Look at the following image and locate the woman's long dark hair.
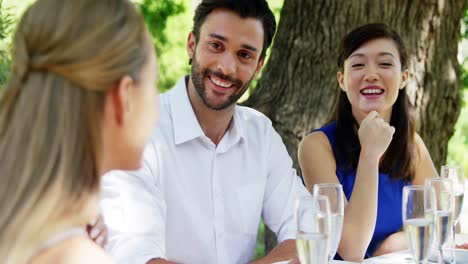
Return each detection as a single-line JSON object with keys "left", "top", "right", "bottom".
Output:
{"left": 332, "top": 23, "right": 416, "bottom": 182}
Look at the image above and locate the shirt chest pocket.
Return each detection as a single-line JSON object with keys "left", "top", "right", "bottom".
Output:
{"left": 234, "top": 184, "right": 264, "bottom": 235}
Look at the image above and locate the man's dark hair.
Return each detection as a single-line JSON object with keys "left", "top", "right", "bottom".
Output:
{"left": 192, "top": 0, "right": 276, "bottom": 60}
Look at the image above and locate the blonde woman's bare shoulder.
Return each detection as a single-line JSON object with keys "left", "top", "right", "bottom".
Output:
{"left": 60, "top": 237, "right": 113, "bottom": 264}
{"left": 33, "top": 236, "right": 113, "bottom": 264}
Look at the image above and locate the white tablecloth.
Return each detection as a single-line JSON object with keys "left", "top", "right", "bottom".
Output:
{"left": 278, "top": 234, "right": 468, "bottom": 263}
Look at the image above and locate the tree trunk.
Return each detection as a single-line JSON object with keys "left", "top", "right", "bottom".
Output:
{"left": 245, "top": 0, "right": 466, "bottom": 253}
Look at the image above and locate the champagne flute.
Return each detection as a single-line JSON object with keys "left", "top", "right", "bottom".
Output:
{"left": 441, "top": 166, "right": 465, "bottom": 236}
{"left": 313, "top": 183, "right": 344, "bottom": 263}
{"left": 402, "top": 186, "right": 434, "bottom": 263}
{"left": 425, "top": 178, "right": 454, "bottom": 264}
{"left": 295, "top": 195, "right": 330, "bottom": 264}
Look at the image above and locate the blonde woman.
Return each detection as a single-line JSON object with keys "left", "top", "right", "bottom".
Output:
{"left": 0, "top": 0, "right": 160, "bottom": 263}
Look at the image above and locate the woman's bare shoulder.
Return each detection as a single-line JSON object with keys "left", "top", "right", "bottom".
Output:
{"left": 412, "top": 132, "right": 438, "bottom": 184}
{"left": 33, "top": 237, "right": 113, "bottom": 264}
{"left": 299, "top": 130, "right": 333, "bottom": 154}
{"left": 299, "top": 130, "right": 339, "bottom": 190}
{"left": 59, "top": 237, "right": 113, "bottom": 264}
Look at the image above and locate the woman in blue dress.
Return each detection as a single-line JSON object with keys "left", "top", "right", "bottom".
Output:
{"left": 298, "top": 23, "right": 438, "bottom": 262}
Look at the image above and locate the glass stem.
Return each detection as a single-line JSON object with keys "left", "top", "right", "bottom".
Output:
{"left": 451, "top": 222, "right": 456, "bottom": 263}
{"left": 439, "top": 245, "right": 444, "bottom": 264}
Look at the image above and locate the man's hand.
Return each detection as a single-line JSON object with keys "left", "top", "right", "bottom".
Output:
{"left": 146, "top": 258, "right": 180, "bottom": 264}
{"left": 250, "top": 239, "right": 297, "bottom": 264}
{"left": 456, "top": 243, "right": 468, "bottom": 249}
{"left": 86, "top": 214, "right": 108, "bottom": 248}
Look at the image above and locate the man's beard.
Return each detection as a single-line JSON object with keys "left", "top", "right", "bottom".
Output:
{"left": 190, "top": 54, "right": 254, "bottom": 111}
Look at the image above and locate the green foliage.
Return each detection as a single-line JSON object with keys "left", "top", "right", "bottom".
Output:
{"left": 447, "top": 90, "right": 468, "bottom": 176}
{"left": 462, "top": 59, "right": 468, "bottom": 91}
{"left": 0, "top": 0, "right": 14, "bottom": 88}
{"left": 447, "top": 10, "right": 468, "bottom": 175}
{"left": 254, "top": 220, "right": 266, "bottom": 259}
{"left": 461, "top": 9, "right": 468, "bottom": 91}
{"left": 0, "top": 0, "right": 14, "bottom": 39}
{"left": 0, "top": 49, "right": 10, "bottom": 87}
{"left": 139, "top": 0, "right": 189, "bottom": 92}
{"left": 153, "top": 8, "right": 192, "bottom": 92}
{"left": 462, "top": 8, "right": 468, "bottom": 39}
{"left": 139, "top": 0, "right": 185, "bottom": 54}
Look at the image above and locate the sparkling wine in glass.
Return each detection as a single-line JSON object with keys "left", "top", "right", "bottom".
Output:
{"left": 313, "top": 183, "right": 344, "bottom": 263}
{"left": 402, "top": 186, "right": 434, "bottom": 264}
{"left": 425, "top": 178, "right": 454, "bottom": 264}
{"left": 295, "top": 195, "right": 330, "bottom": 264}
{"left": 440, "top": 165, "right": 464, "bottom": 263}
{"left": 441, "top": 165, "right": 465, "bottom": 223}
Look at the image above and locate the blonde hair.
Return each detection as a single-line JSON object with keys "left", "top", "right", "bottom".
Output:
{"left": 0, "top": 0, "right": 149, "bottom": 262}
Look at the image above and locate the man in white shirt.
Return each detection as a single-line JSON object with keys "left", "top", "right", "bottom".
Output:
{"left": 100, "top": 0, "right": 309, "bottom": 263}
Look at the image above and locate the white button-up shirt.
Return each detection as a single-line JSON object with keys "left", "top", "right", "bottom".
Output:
{"left": 100, "top": 76, "right": 309, "bottom": 264}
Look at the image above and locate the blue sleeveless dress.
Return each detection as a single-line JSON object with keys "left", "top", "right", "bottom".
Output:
{"left": 313, "top": 122, "right": 409, "bottom": 259}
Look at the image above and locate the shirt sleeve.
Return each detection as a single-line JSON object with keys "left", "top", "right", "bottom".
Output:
{"left": 261, "top": 126, "right": 311, "bottom": 243}
{"left": 100, "top": 140, "right": 167, "bottom": 264}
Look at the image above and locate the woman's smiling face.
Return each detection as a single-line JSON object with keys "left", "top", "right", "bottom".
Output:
{"left": 337, "top": 38, "right": 409, "bottom": 123}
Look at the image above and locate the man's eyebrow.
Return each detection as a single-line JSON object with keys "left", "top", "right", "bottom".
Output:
{"left": 241, "top": 44, "right": 258, "bottom": 52}
{"left": 209, "top": 33, "right": 258, "bottom": 53}
{"left": 209, "top": 33, "right": 226, "bottom": 41}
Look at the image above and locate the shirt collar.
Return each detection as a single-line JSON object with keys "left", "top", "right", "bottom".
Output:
{"left": 169, "top": 75, "right": 246, "bottom": 147}
{"left": 169, "top": 76, "right": 204, "bottom": 145}
{"left": 231, "top": 107, "right": 245, "bottom": 144}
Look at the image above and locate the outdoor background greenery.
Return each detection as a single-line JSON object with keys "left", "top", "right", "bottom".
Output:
{"left": 0, "top": 0, "right": 467, "bottom": 257}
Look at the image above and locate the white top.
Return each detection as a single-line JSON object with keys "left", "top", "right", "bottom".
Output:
{"left": 100, "top": 76, "right": 309, "bottom": 264}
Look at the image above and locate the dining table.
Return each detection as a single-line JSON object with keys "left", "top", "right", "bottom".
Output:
{"left": 329, "top": 250, "right": 415, "bottom": 263}
{"left": 359, "top": 233, "right": 468, "bottom": 264}
{"left": 275, "top": 234, "right": 468, "bottom": 264}
{"left": 336, "top": 248, "right": 468, "bottom": 264}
